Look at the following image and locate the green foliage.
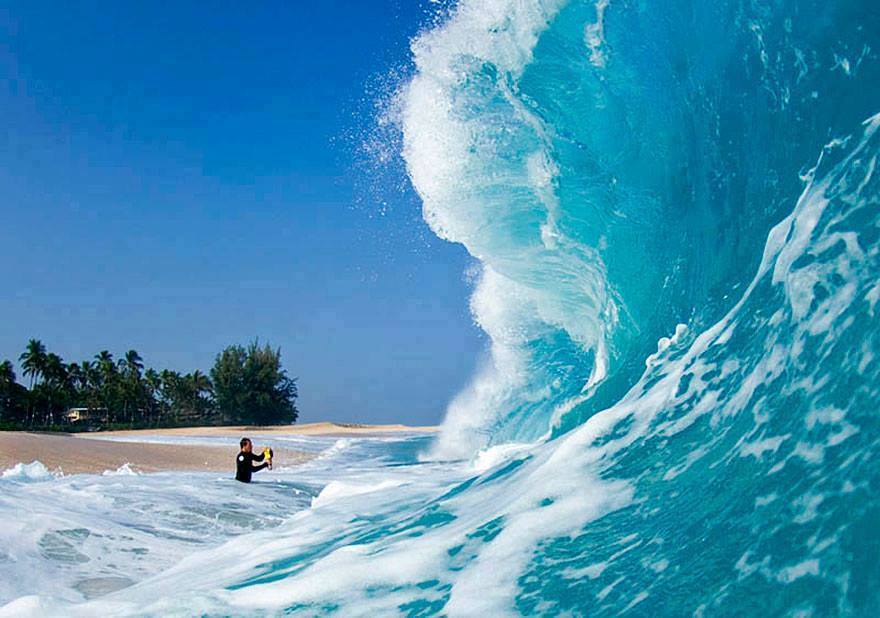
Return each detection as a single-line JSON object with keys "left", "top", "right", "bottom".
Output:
{"left": 211, "top": 342, "right": 298, "bottom": 425}
{"left": 0, "top": 339, "right": 299, "bottom": 431}
{"left": 0, "top": 360, "right": 27, "bottom": 424}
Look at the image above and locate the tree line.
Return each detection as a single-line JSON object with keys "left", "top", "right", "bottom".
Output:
{"left": 0, "top": 339, "right": 298, "bottom": 430}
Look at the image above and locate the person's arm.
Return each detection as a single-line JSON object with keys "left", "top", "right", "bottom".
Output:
{"left": 252, "top": 450, "right": 265, "bottom": 463}
{"left": 252, "top": 462, "right": 269, "bottom": 472}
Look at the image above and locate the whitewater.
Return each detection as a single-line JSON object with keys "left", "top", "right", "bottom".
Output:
{"left": 2, "top": 0, "right": 879, "bottom": 615}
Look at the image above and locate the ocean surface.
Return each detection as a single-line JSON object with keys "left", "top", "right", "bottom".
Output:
{"left": 3, "top": 0, "right": 880, "bottom": 614}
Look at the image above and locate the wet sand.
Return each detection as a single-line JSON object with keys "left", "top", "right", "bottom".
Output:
{"left": 0, "top": 432, "right": 313, "bottom": 475}
{"left": 0, "top": 423, "right": 436, "bottom": 475}
{"left": 92, "top": 421, "right": 438, "bottom": 438}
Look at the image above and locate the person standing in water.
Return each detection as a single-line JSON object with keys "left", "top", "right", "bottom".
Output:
{"left": 235, "top": 437, "right": 272, "bottom": 483}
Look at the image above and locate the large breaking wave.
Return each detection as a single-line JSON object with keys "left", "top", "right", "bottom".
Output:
{"left": 2, "top": 0, "right": 878, "bottom": 615}
{"left": 406, "top": 0, "right": 880, "bottom": 460}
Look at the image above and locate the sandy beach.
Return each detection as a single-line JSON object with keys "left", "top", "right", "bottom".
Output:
{"left": 0, "top": 423, "right": 436, "bottom": 475}
{"left": 90, "top": 421, "right": 438, "bottom": 438}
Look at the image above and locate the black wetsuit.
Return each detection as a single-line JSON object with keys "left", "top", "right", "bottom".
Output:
{"left": 235, "top": 450, "right": 268, "bottom": 483}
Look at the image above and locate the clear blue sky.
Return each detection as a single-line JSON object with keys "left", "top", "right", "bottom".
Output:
{"left": 0, "top": 0, "right": 483, "bottom": 424}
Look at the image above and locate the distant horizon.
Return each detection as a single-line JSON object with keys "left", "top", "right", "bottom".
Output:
{"left": 0, "top": 335, "right": 457, "bottom": 426}
{"left": 0, "top": 332, "right": 480, "bottom": 425}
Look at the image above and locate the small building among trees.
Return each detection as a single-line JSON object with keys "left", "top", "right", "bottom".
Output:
{"left": 65, "top": 407, "right": 109, "bottom": 424}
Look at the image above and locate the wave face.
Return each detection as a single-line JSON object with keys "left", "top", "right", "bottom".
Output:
{"left": 3, "top": 1, "right": 879, "bottom": 616}
{"left": 404, "top": 0, "right": 880, "bottom": 458}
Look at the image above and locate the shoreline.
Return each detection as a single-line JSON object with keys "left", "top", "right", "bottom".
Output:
{"left": 0, "top": 423, "right": 437, "bottom": 476}
{"left": 0, "top": 431, "right": 313, "bottom": 475}
{"left": 84, "top": 421, "right": 439, "bottom": 438}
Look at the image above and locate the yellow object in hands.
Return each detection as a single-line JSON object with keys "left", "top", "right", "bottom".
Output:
{"left": 263, "top": 446, "right": 274, "bottom": 470}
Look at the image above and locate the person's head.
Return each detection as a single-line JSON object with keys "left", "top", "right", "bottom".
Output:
{"left": 240, "top": 437, "right": 252, "bottom": 453}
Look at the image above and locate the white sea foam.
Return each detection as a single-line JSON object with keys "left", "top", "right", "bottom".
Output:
{"left": 470, "top": 442, "right": 533, "bottom": 472}
{"left": 1, "top": 461, "right": 60, "bottom": 482}
{"left": 584, "top": 0, "right": 610, "bottom": 67}
{"left": 402, "top": 0, "right": 619, "bottom": 457}
{"left": 311, "top": 479, "right": 406, "bottom": 508}
{"left": 102, "top": 463, "right": 139, "bottom": 476}
{"left": 775, "top": 559, "right": 820, "bottom": 583}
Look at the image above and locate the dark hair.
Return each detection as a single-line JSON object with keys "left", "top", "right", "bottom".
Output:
{"left": 240, "top": 437, "right": 251, "bottom": 448}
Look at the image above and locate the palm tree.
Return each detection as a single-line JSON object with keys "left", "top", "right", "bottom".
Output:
{"left": 43, "top": 353, "right": 67, "bottom": 385}
{"left": 42, "top": 352, "right": 69, "bottom": 424}
{"left": 0, "top": 360, "right": 15, "bottom": 384}
{"left": 67, "top": 362, "right": 87, "bottom": 419}
{"left": 121, "top": 349, "right": 144, "bottom": 379}
{"left": 187, "top": 370, "right": 215, "bottom": 424}
{"left": 19, "top": 339, "right": 46, "bottom": 390}
{"left": 160, "top": 369, "right": 182, "bottom": 423}
{"left": 80, "top": 360, "right": 102, "bottom": 412}
{"left": 67, "top": 362, "right": 84, "bottom": 392}
{"left": 0, "top": 360, "right": 22, "bottom": 424}
{"left": 144, "top": 368, "right": 161, "bottom": 393}
{"left": 81, "top": 360, "right": 99, "bottom": 388}
{"left": 19, "top": 339, "right": 47, "bottom": 425}
{"left": 144, "top": 368, "right": 162, "bottom": 424}
{"left": 188, "top": 370, "right": 211, "bottom": 395}
{"left": 118, "top": 350, "right": 145, "bottom": 422}
{"left": 94, "top": 351, "right": 118, "bottom": 421}
{"left": 95, "top": 350, "right": 115, "bottom": 376}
